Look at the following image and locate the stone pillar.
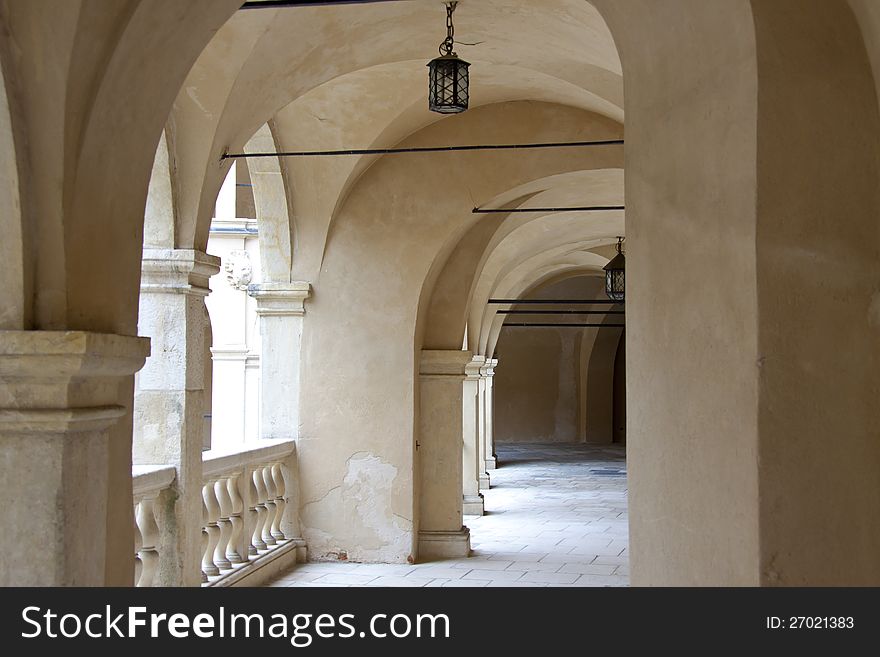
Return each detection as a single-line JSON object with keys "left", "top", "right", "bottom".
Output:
{"left": 247, "top": 282, "right": 311, "bottom": 440}
{"left": 0, "top": 331, "right": 149, "bottom": 585}
{"left": 483, "top": 358, "right": 498, "bottom": 471}
{"left": 417, "top": 350, "right": 472, "bottom": 559}
{"left": 462, "top": 355, "right": 485, "bottom": 516}
{"left": 134, "top": 248, "right": 220, "bottom": 586}
{"left": 476, "top": 365, "right": 490, "bottom": 491}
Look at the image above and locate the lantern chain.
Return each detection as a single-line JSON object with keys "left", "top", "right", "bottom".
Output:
{"left": 440, "top": 2, "right": 457, "bottom": 56}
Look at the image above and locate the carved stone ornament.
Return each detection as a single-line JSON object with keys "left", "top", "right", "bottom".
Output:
{"left": 224, "top": 250, "right": 253, "bottom": 291}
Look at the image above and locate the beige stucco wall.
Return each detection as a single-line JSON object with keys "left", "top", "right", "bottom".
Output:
{"left": 495, "top": 327, "right": 578, "bottom": 443}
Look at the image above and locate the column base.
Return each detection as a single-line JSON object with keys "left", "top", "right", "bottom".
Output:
{"left": 417, "top": 528, "right": 471, "bottom": 560}
{"left": 479, "top": 472, "right": 490, "bottom": 491}
{"left": 485, "top": 457, "right": 497, "bottom": 471}
{"left": 463, "top": 494, "right": 485, "bottom": 516}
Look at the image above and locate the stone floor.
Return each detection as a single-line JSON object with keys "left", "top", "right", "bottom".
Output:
{"left": 267, "top": 442, "right": 628, "bottom": 587}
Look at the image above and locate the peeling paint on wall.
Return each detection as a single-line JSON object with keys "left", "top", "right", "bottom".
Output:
{"left": 302, "top": 452, "right": 412, "bottom": 562}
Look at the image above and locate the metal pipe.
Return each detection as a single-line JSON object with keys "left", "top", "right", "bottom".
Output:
{"left": 496, "top": 310, "right": 625, "bottom": 315}
{"left": 241, "top": 1, "right": 403, "bottom": 9}
{"left": 488, "top": 299, "right": 620, "bottom": 305}
{"left": 502, "top": 323, "right": 625, "bottom": 328}
{"left": 473, "top": 205, "right": 624, "bottom": 214}
{"left": 221, "top": 139, "right": 623, "bottom": 160}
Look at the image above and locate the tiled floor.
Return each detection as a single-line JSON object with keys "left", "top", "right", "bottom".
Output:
{"left": 267, "top": 442, "right": 628, "bottom": 588}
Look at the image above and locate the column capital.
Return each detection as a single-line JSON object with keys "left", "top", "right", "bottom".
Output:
{"left": 480, "top": 357, "right": 498, "bottom": 378}
{"left": 248, "top": 282, "right": 312, "bottom": 316}
{"left": 465, "top": 355, "right": 486, "bottom": 380}
{"left": 141, "top": 249, "right": 221, "bottom": 297}
{"left": 419, "top": 350, "right": 473, "bottom": 377}
{"left": 0, "top": 331, "right": 150, "bottom": 410}
{"left": 0, "top": 331, "right": 149, "bottom": 585}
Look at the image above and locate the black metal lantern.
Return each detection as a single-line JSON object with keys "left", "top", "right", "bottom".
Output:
{"left": 428, "top": 2, "right": 469, "bottom": 114}
{"left": 604, "top": 237, "right": 625, "bottom": 302}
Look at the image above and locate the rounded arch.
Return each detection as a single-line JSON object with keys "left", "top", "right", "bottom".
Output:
{"left": 244, "top": 122, "right": 294, "bottom": 282}
{"left": 0, "top": 55, "right": 25, "bottom": 329}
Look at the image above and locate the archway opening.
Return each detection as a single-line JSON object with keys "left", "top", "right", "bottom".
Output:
{"left": 463, "top": 274, "right": 627, "bottom": 585}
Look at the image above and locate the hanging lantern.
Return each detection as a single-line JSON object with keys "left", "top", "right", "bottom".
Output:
{"left": 428, "top": 2, "right": 470, "bottom": 114}
{"left": 604, "top": 237, "right": 625, "bottom": 302}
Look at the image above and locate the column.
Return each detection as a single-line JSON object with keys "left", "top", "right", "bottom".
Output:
{"left": 133, "top": 248, "right": 220, "bottom": 586}
{"left": 483, "top": 358, "right": 498, "bottom": 471}
{"left": 416, "top": 350, "right": 472, "bottom": 559}
{"left": 0, "top": 331, "right": 149, "bottom": 585}
{"left": 247, "top": 282, "right": 311, "bottom": 440}
{"left": 462, "top": 355, "right": 485, "bottom": 516}
{"left": 476, "top": 366, "right": 490, "bottom": 491}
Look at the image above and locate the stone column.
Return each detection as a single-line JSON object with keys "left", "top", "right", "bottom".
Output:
{"left": 476, "top": 366, "right": 490, "bottom": 491}
{"left": 483, "top": 358, "right": 498, "bottom": 471}
{"left": 462, "top": 355, "right": 485, "bottom": 516}
{"left": 247, "top": 282, "right": 311, "bottom": 440}
{"left": 0, "top": 331, "right": 150, "bottom": 585}
{"left": 417, "top": 350, "right": 472, "bottom": 559}
{"left": 133, "top": 248, "right": 220, "bottom": 586}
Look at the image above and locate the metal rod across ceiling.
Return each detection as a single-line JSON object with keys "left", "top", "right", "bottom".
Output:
{"left": 496, "top": 310, "right": 625, "bottom": 315}
{"left": 221, "top": 139, "right": 623, "bottom": 160}
{"left": 502, "top": 323, "right": 625, "bottom": 328}
{"left": 473, "top": 206, "right": 624, "bottom": 213}
{"left": 488, "top": 299, "right": 620, "bottom": 305}
{"left": 240, "top": 1, "right": 403, "bottom": 9}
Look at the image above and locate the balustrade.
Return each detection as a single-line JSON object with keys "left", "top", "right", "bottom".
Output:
{"left": 132, "top": 439, "right": 302, "bottom": 586}
{"left": 132, "top": 465, "right": 176, "bottom": 587}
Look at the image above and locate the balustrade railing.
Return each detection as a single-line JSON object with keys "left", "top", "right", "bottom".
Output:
{"left": 132, "top": 439, "right": 303, "bottom": 587}
{"left": 132, "top": 465, "right": 176, "bottom": 587}
{"left": 200, "top": 439, "right": 301, "bottom": 584}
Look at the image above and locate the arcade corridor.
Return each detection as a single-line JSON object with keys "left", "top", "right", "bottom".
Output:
{"left": 268, "top": 443, "right": 628, "bottom": 587}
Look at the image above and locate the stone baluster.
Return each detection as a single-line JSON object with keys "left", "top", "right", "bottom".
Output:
{"left": 134, "top": 496, "right": 161, "bottom": 586}
{"left": 213, "top": 478, "right": 233, "bottom": 571}
{"left": 251, "top": 467, "right": 269, "bottom": 552}
{"left": 243, "top": 466, "right": 260, "bottom": 556}
{"left": 226, "top": 473, "right": 245, "bottom": 564}
{"left": 270, "top": 463, "right": 286, "bottom": 541}
{"left": 261, "top": 465, "right": 278, "bottom": 546}
{"left": 202, "top": 480, "right": 221, "bottom": 577}
{"left": 200, "top": 495, "right": 209, "bottom": 583}
{"left": 134, "top": 505, "right": 143, "bottom": 586}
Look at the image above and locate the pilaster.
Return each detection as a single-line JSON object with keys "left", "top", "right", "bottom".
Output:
{"left": 483, "top": 358, "right": 498, "bottom": 471}
{"left": 247, "top": 282, "right": 311, "bottom": 440}
{"left": 462, "top": 355, "right": 485, "bottom": 516}
{"left": 416, "top": 350, "right": 473, "bottom": 559}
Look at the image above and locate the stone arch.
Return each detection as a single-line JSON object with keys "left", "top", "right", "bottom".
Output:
{"left": 575, "top": 277, "right": 623, "bottom": 444}
{"left": 244, "top": 122, "right": 294, "bottom": 282}
{"left": 0, "top": 56, "right": 25, "bottom": 329}
{"left": 420, "top": 167, "right": 623, "bottom": 352}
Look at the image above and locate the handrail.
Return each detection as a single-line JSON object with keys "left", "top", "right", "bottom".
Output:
{"left": 132, "top": 465, "right": 176, "bottom": 496}
{"left": 202, "top": 438, "right": 295, "bottom": 477}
